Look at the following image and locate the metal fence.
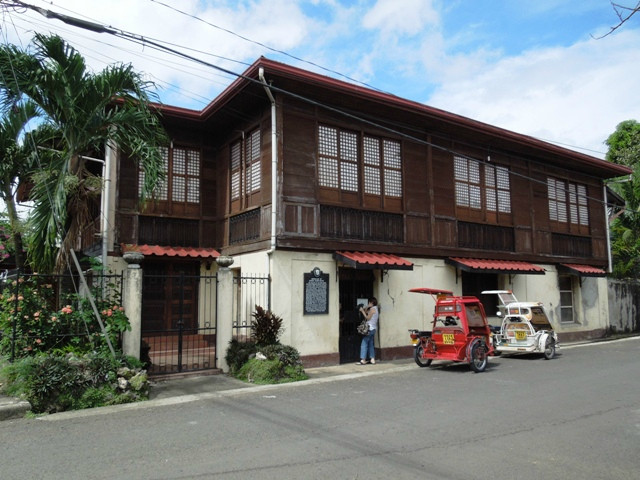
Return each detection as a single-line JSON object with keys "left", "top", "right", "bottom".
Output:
{"left": 0, "top": 271, "right": 124, "bottom": 361}
{"left": 232, "top": 274, "right": 271, "bottom": 342}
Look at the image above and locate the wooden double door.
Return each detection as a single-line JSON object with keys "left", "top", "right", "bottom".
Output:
{"left": 141, "top": 260, "right": 200, "bottom": 334}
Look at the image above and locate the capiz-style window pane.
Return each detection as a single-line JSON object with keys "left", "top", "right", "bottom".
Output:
{"left": 383, "top": 140, "right": 401, "bottom": 169}
{"left": 340, "top": 131, "right": 358, "bottom": 160}
{"left": 319, "top": 125, "right": 337, "bottom": 156}
{"left": 319, "top": 157, "right": 338, "bottom": 188}
{"left": 341, "top": 162, "right": 358, "bottom": 191}
{"left": 384, "top": 169, "right": 402, "bottom": 197}
{"left": 364, "top": 137, "right": 380, "bottom": 166}
{"left": 364, "top": 166, "right": 380, "bottom": 195}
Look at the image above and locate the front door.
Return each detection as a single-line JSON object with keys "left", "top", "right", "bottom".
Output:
{"left": 338, "top": 268, "right": 374, "bottom": 363}
{"left": 142, "top": 260, "right": 200, "bottom": 334}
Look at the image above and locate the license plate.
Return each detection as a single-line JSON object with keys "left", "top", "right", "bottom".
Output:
{"left": 442, "top": 333, "right": 455, "bottom": 344}
{"left": 515, "top": 331, "right": 527, "bottom": 341}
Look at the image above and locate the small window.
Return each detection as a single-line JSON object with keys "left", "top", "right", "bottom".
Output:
{"left": 559, "top": 275, "right": 575, "bottom": 323}
{"left": 548, "top": 177, "right": 589, "bottom": 226}
{"left": 454, "top": 156, "right": 510, "bottom": 213}
{"left": 139, "top": 145, "right": 200, "bottom": 204}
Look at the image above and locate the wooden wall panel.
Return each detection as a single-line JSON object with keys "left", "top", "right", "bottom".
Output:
{"left": 433, "top": 218, "right": 456, "bottom": 247}
{"left": 403, "top": 141, "right": 429, "bottom": 214}
{"left": 406, "top": 215, "right": 430, "bottom": 246}
{"left": 282, "top": 109, "right": 316, "bottom": 202}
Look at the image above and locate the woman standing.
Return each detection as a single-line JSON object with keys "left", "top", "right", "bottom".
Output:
{"left": 357, "top": 297, "right": 379, "bottom": 365}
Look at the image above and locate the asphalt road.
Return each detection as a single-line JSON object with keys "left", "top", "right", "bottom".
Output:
{"left": 1, "top": 338, "right": 639, "bottom": 480}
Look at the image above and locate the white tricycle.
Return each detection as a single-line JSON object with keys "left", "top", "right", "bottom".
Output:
{"left": 483, "top": 290, "right": 558, "bottom": 360}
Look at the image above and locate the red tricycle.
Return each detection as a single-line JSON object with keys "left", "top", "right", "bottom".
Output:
{"left": 408, "top": 288, "right": 496, "bottom": 373}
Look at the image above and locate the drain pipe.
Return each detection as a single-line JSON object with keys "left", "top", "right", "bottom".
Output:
{"left": 604, "top": 183, "right": 612, "bottom": 273}
{"left": 259, "top": 67, "right": 277, "bottom": 294}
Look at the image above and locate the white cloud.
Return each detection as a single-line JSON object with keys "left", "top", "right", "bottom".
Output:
{"left": 425, "top": 29, "right": 640, "bottom": 157}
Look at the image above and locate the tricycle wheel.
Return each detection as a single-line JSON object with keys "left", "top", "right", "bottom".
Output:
{"left": 470, "top": 342, "right": 488, "bottom": 373}
{"left": 543, "top": 337, "right": 556, "bottom": 360}
{"left": 415, "top": 345, "right": 432, "bottom": 367}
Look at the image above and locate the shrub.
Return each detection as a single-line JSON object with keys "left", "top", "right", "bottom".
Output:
{"left": 224, "top": 339, "right": 257, "bottom": 374}
{"left": 0, "top": 350, "right": 149, "bottom": 414}
{"left": 250, "top": 305, "right": 283, "bottom": 345}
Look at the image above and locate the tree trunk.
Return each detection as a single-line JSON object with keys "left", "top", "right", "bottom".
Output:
{"left": 1, "top": 182, "right": 25, "bottom": 270}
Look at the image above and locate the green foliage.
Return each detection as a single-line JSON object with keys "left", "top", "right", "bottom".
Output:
{"left": 605, "top": 119, "right": 640, "bottom": 279}
{"left": 0, "top": 350, "right": 148, "bottom": 414}
{"left": 250, "top": 305, "right": 283, "bottom": 345}
{"left": 236, "top": 357, "right": 307, "bottom": 385}
{"left": 225, "top": 309, "right": 306, "bottom": 384}
{"left": 224, "top": 339, "right": 257, "bottom": 374}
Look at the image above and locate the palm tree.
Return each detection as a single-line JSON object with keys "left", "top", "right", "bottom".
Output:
{"left": 0, "top": 101, "right": 39, "bottom": 270}
{"left": 0, "top": 33, "right": 168, "bottom": 273}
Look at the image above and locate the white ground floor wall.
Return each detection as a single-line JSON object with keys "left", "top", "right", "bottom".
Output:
{"left": 229, "top": 250, "right": 611, "bottom": 364}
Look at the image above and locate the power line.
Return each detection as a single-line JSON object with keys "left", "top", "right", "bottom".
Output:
{"left": 3, "top": 0, "right": 629, "bottom": 212}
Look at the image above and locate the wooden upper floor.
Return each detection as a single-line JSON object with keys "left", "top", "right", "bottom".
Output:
{"left": 114, "top": 58, "right": 631, "bottom": 267}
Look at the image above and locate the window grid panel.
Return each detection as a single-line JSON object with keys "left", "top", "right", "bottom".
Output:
{"left": 454, "top": 156, "right": 468, "bottom": 181}
{"left": 318, "top": 125, "right": 337, "bottom": 156}
{"left": 469, "top": 160, "right": 480, "bottom": 184}
{"left": 173, "top": 149, "right": 186, "bottom": 175}
{"left": 172, "top": 176, "right": 185, "bottom": 202}
{"left": 383, "top": 140, "right": 401, "bottom": 169}
{"left": 319, "top": 157, "right": 339, "bottom": 188}
{"left": 364, "top": 166, "right": 381, "bottom": 195}
{"left": 363, "top": 137, "right": 380, "bottom": 166}
{"left": 339, "top": 131, "right": 358, "bottom": 161}
{"left": 469, "top": 184, "right": 481, "bottom": 209}
{"left": 187, "top": 178, "right": 200, "bottom": 203}
{"left": 497, "top": 190, "right": 512, "bottom": 213}
{"left": 340, "top": 162, "right": 358, "bottom": 192}
{"left": 456, "top": 183, "right": 470, "bottom": 207}
{"left": 485, "top": 188, "right": 497, "bottom": 211}
{"left": 384, "top": 169, "right": 402, "bottom": 197}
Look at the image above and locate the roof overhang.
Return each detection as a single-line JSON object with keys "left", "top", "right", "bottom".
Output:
{"left": 446, "top": 257, "right": 546, "bottom": 275}
{"left": 121, "top": 244, "right": 220, "bottom": 259}
{"left": 558, "top": 263, "right": 607, "bottom": 277}
{"left": 334, "top": 251, "right": 413, "bottom": 270}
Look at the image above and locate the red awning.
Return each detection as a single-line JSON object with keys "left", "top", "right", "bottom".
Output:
{"left": 121, "top": 244, "right": 220, "bottom": 259}
{"left": 559, "top": 263, "right": 607, "bottom": 277}
{"left": 334, "top": 251, "right": 413, "bottom": 270}
{"left": 446, "top": 257, "right": 545, "bottom": 275}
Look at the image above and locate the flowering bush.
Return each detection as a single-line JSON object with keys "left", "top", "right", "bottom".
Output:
{"left": 0, "top": 274, "right": 130, "bottom": 359}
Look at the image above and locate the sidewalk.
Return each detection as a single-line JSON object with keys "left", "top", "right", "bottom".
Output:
{"left": 2, "top": 335, "right": 638, "bottom": 421}
{"left": 148, "top": 357, "right": 416, "bottom": 401}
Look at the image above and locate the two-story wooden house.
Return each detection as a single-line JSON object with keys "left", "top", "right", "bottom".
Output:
{"left": 107, "top": 57, "right": 631, "bottom": 367}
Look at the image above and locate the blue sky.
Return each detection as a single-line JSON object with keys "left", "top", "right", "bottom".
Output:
{"left": 1, "top": 0, "right": 640, "bottom": 159}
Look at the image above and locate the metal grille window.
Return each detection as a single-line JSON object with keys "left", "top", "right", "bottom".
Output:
{"left": 139, "top": 146, "right": 199, "bottom": 204}
{"left": 454, "top": 156, "right": 508, "bottom": 212}
{"left": 548, "top": 177, "right": 588, "bottom": 225}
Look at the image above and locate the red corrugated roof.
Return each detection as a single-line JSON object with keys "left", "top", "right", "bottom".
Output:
{"left": 121, "top": 244, "right": 220, "bottom": 259}
{"left": 559, "top": 263, "right": 606, "bottom": 277}
{"left": 334, "top": 251, "right": 413, "bottom": 270}
{"left": 447, "top": 257, "right": 545, "bottom": 274}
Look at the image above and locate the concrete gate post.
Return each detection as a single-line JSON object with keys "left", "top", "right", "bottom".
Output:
{"left": 122, "top": 251, "right": 144, "bottom": 359}
{"left": 216, "top": 255, "right": 234, "bottom": 372}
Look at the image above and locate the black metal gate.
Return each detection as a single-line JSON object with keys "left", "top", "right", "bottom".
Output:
{"left": 232, "top": 273, "right": 271, "bottom": 342}
{"left": 141, "top": 272, "right": 218, "bottom": 375}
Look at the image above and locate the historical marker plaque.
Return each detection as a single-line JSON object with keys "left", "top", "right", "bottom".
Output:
{"left": 303, "top": 267, "right": 329, "bottom": 314}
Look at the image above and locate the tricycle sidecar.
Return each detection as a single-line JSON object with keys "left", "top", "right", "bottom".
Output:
{"left": 482, "top": 290, "right": 559, "bottom": 359}
{"left": 409, "top": 288, "right": 495, "bottom": 373}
